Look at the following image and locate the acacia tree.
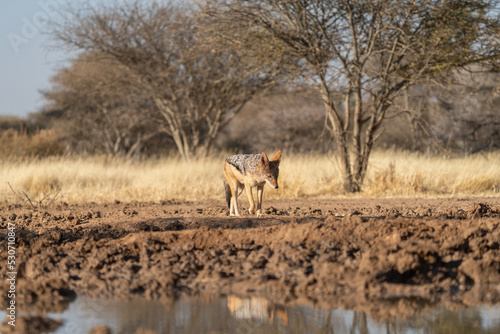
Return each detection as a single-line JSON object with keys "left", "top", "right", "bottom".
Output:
{"left": 44, "top": 52, "right": 158, "bottom": 156}
{"left": 202, "top": 0, "right": 500, "bottom": 192}
{"left": 50, "top": 1, "right": 280, "bottom": 160}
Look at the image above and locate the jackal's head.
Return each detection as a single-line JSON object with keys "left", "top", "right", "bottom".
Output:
{"left": 260, "top": 150, "right": 282, "bottom": 189}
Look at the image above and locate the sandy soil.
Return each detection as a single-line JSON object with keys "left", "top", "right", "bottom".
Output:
{"left": 1, "top": 197, "right": 500, "bottom": 330}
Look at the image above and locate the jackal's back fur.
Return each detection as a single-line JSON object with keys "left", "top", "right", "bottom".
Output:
{"left": 225, "top": 154, "right": 262, "bottom": 175}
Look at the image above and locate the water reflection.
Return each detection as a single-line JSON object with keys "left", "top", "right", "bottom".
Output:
{"left": 227, "top": 295, "right": 289, "bottom": 326}
{"left": 1, "top": 295, "right": 499, "bottom": 334}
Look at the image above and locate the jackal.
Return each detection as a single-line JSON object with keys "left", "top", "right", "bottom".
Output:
{"left": 223, "top": 151, "right": 281, "bottom": 216}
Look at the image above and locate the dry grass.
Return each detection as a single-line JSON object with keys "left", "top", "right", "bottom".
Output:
{"left": 1, "top": 151, "right": 499, "bottom": 204}
{"left": 0, "top": 129, "right": 62, "bottom": 159}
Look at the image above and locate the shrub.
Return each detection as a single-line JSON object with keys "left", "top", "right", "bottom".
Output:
{"left": 0, "top": 129, "right": 62, "bottom": 159}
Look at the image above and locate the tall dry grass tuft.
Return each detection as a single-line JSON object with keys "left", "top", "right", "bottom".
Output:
{"left": 1, "top": 155, "right": 225, "bottom": 204}
{"left": 1, "top": 151, "right": 499, "bottom": 204}
{"left": 363, "top": 150, "right": 500, "bottom": 196}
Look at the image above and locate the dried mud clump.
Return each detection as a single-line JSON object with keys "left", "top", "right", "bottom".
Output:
{"left": 0, "top": 314, "right": 62, "bottom": 334}
{"left": 468, "top": 202, "right": 497, "bottom": 219}
{"left": 265, "top": 206, "right": 289, "bottom": 216}
{"left": 0, "top": 198, "right": 499, "bottom": 319}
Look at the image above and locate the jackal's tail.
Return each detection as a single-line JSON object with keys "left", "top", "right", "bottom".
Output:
{"left": 224, "top": 180, "right": 231, "bottom": 209}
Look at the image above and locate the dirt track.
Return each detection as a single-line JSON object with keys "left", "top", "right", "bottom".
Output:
{"left": 1, "top": 197, "right": 500, "bottom": 325}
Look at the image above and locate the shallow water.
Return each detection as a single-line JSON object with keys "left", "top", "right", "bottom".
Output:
{"left": 2, "top": 295, "right": 500, "bottom": 334}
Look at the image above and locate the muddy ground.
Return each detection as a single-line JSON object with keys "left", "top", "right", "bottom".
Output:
{"left": 1, "top": 197, "right": 500, "bottom": 330}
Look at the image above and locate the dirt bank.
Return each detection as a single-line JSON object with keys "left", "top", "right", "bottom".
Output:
{"left": 1, "top": 197, "right": 499, "bottom": 324}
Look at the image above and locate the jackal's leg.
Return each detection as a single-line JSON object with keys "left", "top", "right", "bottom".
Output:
{"left": 256, "top": 185, "right": 264, "bottom": 216}
{"left": 245, "top": 184, "right": 255, "bottom": 214}
{"left": 231, "top": 182, "right": 242, "bottom": 217}
{"left": 229, "top": 195, "right": 235, "bottom": 216}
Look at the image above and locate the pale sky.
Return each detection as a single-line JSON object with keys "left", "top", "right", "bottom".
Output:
{"left": 0, "top": 0, "right": 169, "bottom": 118}
{"left": 0, "top": 1, "right": 75, "bottom": 117}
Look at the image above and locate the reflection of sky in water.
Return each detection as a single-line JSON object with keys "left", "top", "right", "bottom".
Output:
{"left": 481, "top": 306, "right": 500, "bottom": 330}
{"left": 0, "top": 297, "right": 499, "bottom": 334}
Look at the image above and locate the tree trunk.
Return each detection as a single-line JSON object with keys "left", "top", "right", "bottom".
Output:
{"left": 353, "top": 103, "right": 385, "bottom": 189}
{"left": 351, "top": 86, "right": 364, "bottom": 192}
{"left": 154, "top": 96, "right": 192, "bottom": 161}
{"left": 321, "top": 93, "right": 358, "bottom": 193}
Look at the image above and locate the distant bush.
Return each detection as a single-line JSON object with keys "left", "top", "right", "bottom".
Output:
{"left": 0, "top": 129, "right": 62, "bottom": 159}
{"left": 219, "top": 92, "right": 331, "bottom": 154}
{"left": 0, "top": 116, "right": 28, "bottom": 132}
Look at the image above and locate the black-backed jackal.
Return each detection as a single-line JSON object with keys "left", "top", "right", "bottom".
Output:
{"left": 223, "top": 151, "right": 281, "bottom": 216}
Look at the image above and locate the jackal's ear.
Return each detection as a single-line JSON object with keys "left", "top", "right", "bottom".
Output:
{"left": 260, "top": 152, "right": 270, "bottom": 168}
{"left": 271, "top": 150, "right": 282, "bottom": 164}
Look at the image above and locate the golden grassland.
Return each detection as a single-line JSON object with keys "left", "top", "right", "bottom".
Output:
{"left": 1, "top": 150, "right": 499, "bottom": 205}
